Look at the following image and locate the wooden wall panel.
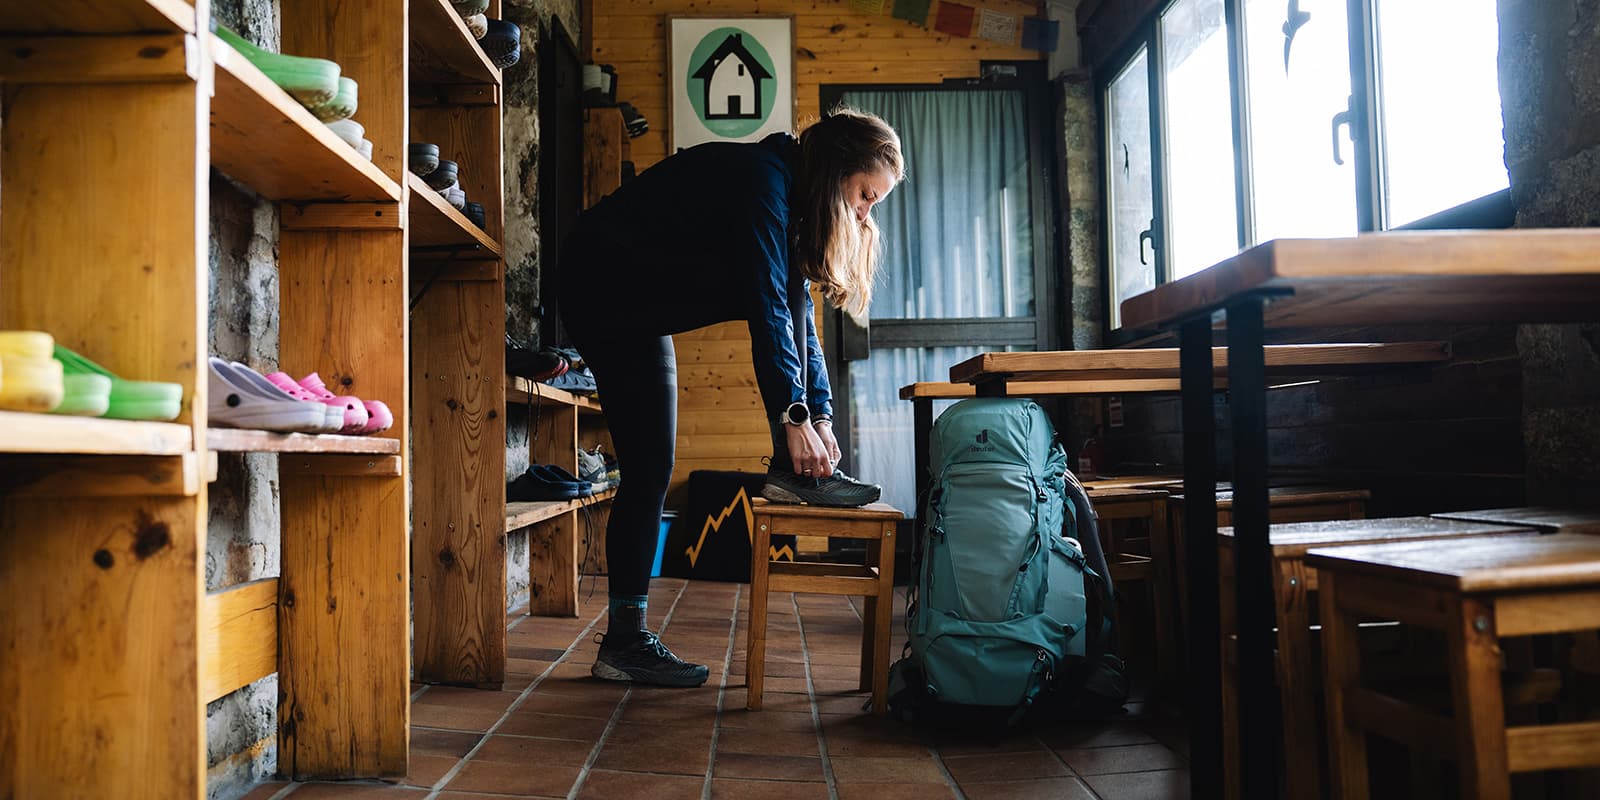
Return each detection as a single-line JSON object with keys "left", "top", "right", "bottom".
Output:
{"left": 593, "top": 0, "right": 1044, "bottom": 500}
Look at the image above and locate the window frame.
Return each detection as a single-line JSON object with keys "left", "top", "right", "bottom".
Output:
{"left": 1097, "top": 0, "right": 1509, "bottom": 344}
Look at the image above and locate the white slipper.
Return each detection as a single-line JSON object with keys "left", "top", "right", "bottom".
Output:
{"left": 208, "top": 358, "right": 326, "bottom": 433}
{"left": 229, "top": 361, "right": 345, "bottom": 433}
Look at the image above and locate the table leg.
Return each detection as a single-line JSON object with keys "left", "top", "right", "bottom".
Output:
{"left": 1448, "top": 597, "right": 1511, "bottom": 800}
{"left": 1180, "top": 317, "right": 1223, "bottom": 797}
{"left": 1227, "top": 295, "right": 1281, "bottom": 799}
{"left": 914, "top": 398, "right": 932, "bottom": 520}
{"left": 747, "top": 514, "right": 773, "bottom": 710}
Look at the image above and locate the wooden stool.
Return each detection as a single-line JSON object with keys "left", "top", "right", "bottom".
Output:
{"left": 1308, "top": 532, "right": 1600, "bottom": 799}
{"left": 746, "top": 499, "right": 903, "bottom": 714}
{"left": 1085, "top": 485, "right": 1178, "bottom": 692}
{"left": 1216, "top": 517, "right": 1536, "bottom": 800}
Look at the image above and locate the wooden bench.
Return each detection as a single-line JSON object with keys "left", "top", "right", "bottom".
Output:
{"left": 747, "top": 499, "right": 903, "bottom": 714}
{"left": 1217, "top": 517, "right": 1537, "bottom": 800}
{"left": 1308, "top": 532, "right": 1600, "bottom": 799}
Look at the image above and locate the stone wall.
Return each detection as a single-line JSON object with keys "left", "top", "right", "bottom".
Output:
{"left": 501, "top": 0, "right": 580, "bottom": 613}
{"left": 1500, "top": 0, "right": 1600, "bottom": 503}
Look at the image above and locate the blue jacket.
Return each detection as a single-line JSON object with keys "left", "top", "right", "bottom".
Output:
{"left": 558, "top": 133, "right": 831, "bottom": 420}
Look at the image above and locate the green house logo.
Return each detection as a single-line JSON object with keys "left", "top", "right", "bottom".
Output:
{"left": 687, "top": 28, "right": 777, "bottom": 138}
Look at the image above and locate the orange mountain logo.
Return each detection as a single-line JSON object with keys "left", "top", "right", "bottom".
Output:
{"left": 684, "top": 486, "right": 794, "bottom": 566}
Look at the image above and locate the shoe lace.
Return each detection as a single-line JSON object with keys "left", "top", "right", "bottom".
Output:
{"left": 638, "top": 631, "right": 677, "bottom": 661}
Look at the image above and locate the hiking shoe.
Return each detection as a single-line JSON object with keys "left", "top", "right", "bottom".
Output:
{"left": 591, "top": 632, "right": 709, "bottom": 687}
{"left": 576, "top": 446, "right": 608, "bottom": 489}
{"left": 762, "top": 468, "right": 882, "bottom": 507}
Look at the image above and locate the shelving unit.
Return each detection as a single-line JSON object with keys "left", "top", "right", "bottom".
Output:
{"left": 0, "top": 0, "right": 410, "bottom": 792}
{"left": 507, "top": 380, "right": 615, "bottom": 617}
{"left": 408, "top": 0, "right": 513, "bottom": 689}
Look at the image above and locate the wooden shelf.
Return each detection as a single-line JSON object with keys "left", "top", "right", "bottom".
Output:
{"left": 407, "top": 173, "right": 502, "bottom": 255}
{"left": 1121, "top": 229, "right": 1600, "bottom": 330}
{"left": 0, "top": 410, "right": 192, "bottom": 455}
{"left": 949, "top": 342, "right": 1450, "bottom": 386}
{"left": 0, "top": 0, "right": 194, "bottom": 34}
{"left": 506, "top": 488, "right": 618, "bottom": 531}
{"left": 507, "top": 376, "right": 602, "bottom": 413}
{"left": 409, "top": 0, "right": 500, "bottom": 87}
{"left": 210, "top": 33, "right": 402, "bottom": 202}
{"left": 207, "top": 428, "right": 402, "bottom": 454}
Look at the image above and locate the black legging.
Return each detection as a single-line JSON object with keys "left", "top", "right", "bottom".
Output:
{"left": 569, "top": 333, "right": 677, "bottom": 598}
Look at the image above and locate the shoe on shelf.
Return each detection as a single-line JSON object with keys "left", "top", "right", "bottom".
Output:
{"left": 463, "top": 201, "right": 487, "bottom": 231}
{"left": 261, "top": 371, "right": 345, "bottom": 432}
{"left": 761, "top": 467, "right": 882, "bottom": 508}
{"left": 576, "top": 446, "right": 610, "bottom": 492}
{"left": 452, "top": 0, "right": 490, "bottom": 16}
{"left": 507, "top": 464, "right": 586, "bottom": 502}
{"left": 294, "top": 372, "right": 371, "bottom": 434}
{"left": 358, "top": 138, "right": 373, "bottom": 161}
{"left": 534, "top": 464, "right": 594, "bottom": 497}
{"left": 423, "top": 158, "right": 458, "bottom": 191}
{"left": 0, "top": 353, "right": 63, "bottom": 413}
{"left": 209, "top": 358, "right": 325, "bottom": 433}
{"left": 0, "top": 331, "right": 53, "bottom": 359}
{"left": 543, "top": 362, "right": 596, "bottom": 395}
{"left": 213, "top": 22, "right": 341, "bottom": 106}
{"left": 358, "top": 399, "right": 393, "bottom": 434}
{"left": 463, "top": 13, "right": 488, "bottom": 39}
{"left": 324, "top": 118, "right": 364, "bottom": 151}
{"left": 505, "top": 335, "right": 567, "bottom": 381}
{"left": 481, "top": 19, "right": 521, "bottom": 69}
{"left": 443, "top": 182, "right": 467, "bottom": 210}
{"left": 591, "top": 631, "right": 709, "bottom": 687}
{"left": 55, "top": 345, "right": 182, "bottom": 421}
{"left": 408, "top": 143, "right": 440, "bottom": 177}
{"left": 308, "top": 76, "right": 358, "bottom": 122}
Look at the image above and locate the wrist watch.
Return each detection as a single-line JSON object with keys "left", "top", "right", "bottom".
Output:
{"left": 777, "top": 401, "right": 809, "bottom": 426}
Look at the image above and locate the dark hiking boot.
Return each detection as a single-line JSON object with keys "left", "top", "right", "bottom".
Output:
{"left": 591, "top": 631, "right": 709, "bottom": 687}
{"left": 761, "top": 468, "right": 882, "bottom": 508}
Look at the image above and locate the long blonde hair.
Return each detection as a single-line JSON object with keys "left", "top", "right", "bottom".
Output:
{"left": 792, "top": 108, "right": 904, "bottom": 319}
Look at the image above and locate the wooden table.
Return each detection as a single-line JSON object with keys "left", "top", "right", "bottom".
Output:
{"left": 1119, "top": 228, "right": 1600, "bottom": 799}
{"left": 1432, "top": 506, "right": 1600, "bottom": 535}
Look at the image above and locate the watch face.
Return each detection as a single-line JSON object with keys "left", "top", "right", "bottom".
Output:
{"left": 785, "top": 402, "right": 808, "bottom": 424}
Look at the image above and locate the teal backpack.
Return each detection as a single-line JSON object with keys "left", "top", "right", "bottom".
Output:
{"left": 892, "top": 398, "right": 1123, "bottom": 725}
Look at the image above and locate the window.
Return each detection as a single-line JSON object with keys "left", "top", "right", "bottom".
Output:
{"left": 1106, "top": 48, "right": 1155, "bottom": 330}
{"left": 1373, "top": 0, "right": 1507, "bottom": 227}
{"left": 1102, "top": 0, "right": 1508, "bottom": 331}
{"left": 1162, "top": 0, "right": 1240, "bottom": 278}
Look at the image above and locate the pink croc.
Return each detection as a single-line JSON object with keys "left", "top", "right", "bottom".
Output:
{"left": 296, "top": 372, "right": 370, "bottom": 434}
{"left": 264, "top": 370, "right": 344, "bottom": 432}
{"left": 360, "top": 399, "right": 394, "bottom": 434}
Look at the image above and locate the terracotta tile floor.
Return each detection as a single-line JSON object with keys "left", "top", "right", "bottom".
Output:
{"left": 246, "top": 578, "right": 1189, "bottom": 799}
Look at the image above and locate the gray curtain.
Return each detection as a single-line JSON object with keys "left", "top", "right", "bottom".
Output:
{"left": 840, "top": 89, "right": 1035, "bottom": 515}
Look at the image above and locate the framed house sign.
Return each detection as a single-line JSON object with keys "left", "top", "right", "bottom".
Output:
{"left": 667, "top": 16, "right": 795, "bottom": 153}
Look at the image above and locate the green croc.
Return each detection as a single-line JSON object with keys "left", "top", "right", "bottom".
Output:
{"left": 213, "top": 23, "right": 341, "bottom": 107}
{"left": 54, "top": 346, "right": 183, "bottom": 421}
{"left": 309, "top": 76, "right": 358, "bottom": 122}
{"left": 53, "top": 373, "right": 112, "bottom": 417}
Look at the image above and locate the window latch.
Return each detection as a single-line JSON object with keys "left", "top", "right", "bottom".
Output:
{"left": 1331, "top": 97, "right": 1354, "bottom": 166}
{"left": 1138, "top": 219, "right": 1157, "bottom": 266}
